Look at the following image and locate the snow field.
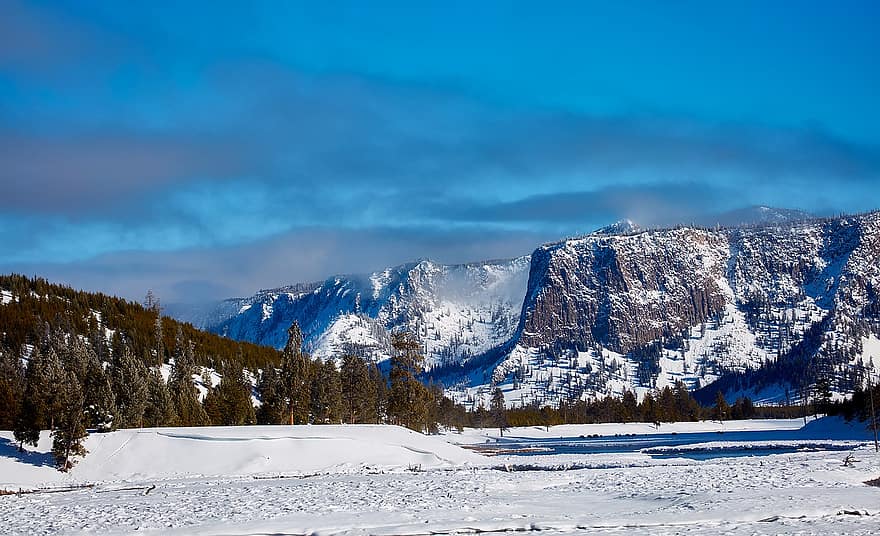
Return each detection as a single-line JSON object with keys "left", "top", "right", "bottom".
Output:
{"left": 1, "top": 419, "right": 878, "bottom": 535}
{"left": 0, "top": 425, "right": 488, "bottom": 489}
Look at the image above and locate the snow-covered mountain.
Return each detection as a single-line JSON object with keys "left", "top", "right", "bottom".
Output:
{"left": 181, "top": 211, "right": 880, "bottom": 408}
{"left": 591, "top": 219, "right": 642, "bottom": 236}
{"left": 191, "top": 257, "right": 532, "bottom": 369}
{"left": 481, "top": 211, "right": 880, "bottom": 407}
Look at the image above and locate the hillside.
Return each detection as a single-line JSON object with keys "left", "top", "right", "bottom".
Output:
{"left": 0, "top": 274, "right": 281, "bottom": 372}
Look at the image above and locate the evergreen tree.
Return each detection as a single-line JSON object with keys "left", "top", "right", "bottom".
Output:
{"left": 13, "top": 345, "right": 65, "bottom": 447}
{"left": 815, "top": 378, "right": 833, "bottom": 414}
{"left": 41, "top": 346, "right": 67, "bottom": 430}
{"left": 143, "top": 368, "right": 174, "bottom": 427}
{"left": 255, "top": 367, "right": 286, "bottom": 424}
{"left": 490, "top": 387, "right": 508, "bottom": 436}
{"left": 367, "top": 361, "right": 387, "bottom": 424}
{"left": 472, "top": 402, "right": 490, "bottom": 429}
{"left": 81, "top": 350, "right": 116, "bottom": 431}
{"left": 640, "top": 391, "right": 661, "bottom": 426}
{"left": 204, "top": 362, "right": 256, "bottom": 426}
{"left": 153, "top": 315, "right": 165, "bottom": 366}
{"left": 51, "top": 370, "right": 88, "bottom": 471}
{"left": 673, "top": 381, "right": 701, "bottom": 422}
{"left": 0, "top": 347, "right": 23, "bottom": 430}
{"left": 713, "top": 391, "right": 730, "bottom": 422}
{"left": 657, "top": 386, "right": 676, "bottom": 422}
{"left": 621, "top": 390, "right": 638, "bottom": 423}
{"left": 168, "top": 332, "right": 207, "bottom": 426}
{"left": 110, "top": 347, "right": 149, "bottom": 428}
{"left": 388, "top": 332, "right": 431, "bottom": 431}
{"left": 424, "top": 382, "right": 444, "bottom": 434}
{"left": 437, "top": 395, "right": 465, "bottom": 432}
{"left": 310, "top": 358, "right": 342, "bottom": 423}
{"left": 340, "top": 354, "right": 373, "bottom": 423}
{"left": 279, "top": 322, "right": 312, "bottom": 425}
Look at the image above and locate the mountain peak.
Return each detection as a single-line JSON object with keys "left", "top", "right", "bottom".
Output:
{"left": 592, "top": 219, "right": 642, "bottom": 236}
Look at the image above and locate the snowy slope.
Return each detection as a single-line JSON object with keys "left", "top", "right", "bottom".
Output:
{"left": 200, "top": 257, "right": 531, "bottom": 369}
{"left": 0, "top": 425, "right": 487, "bottom": 489}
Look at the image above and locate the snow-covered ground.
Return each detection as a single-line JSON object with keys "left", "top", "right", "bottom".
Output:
{"left": 1, "top": 419, "right": 879, "bottom": 535}
{"left": 0, "top": 425, "right": 484, "bottom": 489}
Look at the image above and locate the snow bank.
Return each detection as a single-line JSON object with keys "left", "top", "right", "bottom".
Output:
{"left": 0, "top": 425, "right": 488, "bottom": 488}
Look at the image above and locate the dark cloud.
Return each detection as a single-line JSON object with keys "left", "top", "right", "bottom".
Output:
{"left": 4, "top": 59, "right": 878, "bottom": 221}
{"left": 0, "top": 131, "right": 246, "bottom": 213}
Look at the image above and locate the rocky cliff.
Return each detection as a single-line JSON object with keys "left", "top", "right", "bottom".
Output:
{"left": 179, "top": 211, "right": 880, "bottom": 408}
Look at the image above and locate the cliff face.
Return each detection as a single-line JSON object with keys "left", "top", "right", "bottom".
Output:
{"left": 180, "top": 212, "right": 880, "bottom": 407}
{"left": 485, "top": 213, "right": 880, "bottom": 407}
{"left": 519, "top": 228, "right": 729, "bottom": 354}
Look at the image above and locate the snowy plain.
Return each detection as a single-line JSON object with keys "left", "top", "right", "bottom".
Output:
{"left": 0, "top": 419, "right": 878, "bottom": 535}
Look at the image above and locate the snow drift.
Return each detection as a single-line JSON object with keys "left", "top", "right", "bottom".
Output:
{"left": 0, "top": 425, "right": 489, "bottom": 489}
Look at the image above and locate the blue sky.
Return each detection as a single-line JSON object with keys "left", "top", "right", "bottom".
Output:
{"left": 1, "top": 0, "right": 879, "bottom": 302}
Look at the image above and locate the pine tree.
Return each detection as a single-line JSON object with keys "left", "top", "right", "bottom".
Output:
{"left": 388, "top": 332, "right": 431, "bottom": 432}
{"left": 255, "top": 367, "right": 286, "bottom": 424}
{"left": 490, "top": 387, "right": 508, "bottom": 436}
{"left": 204, "top": 361, "right": 256, "bottom": 426}
{"left": 51, "top": 370, "right": 88, "bottom": 471}
{"left": 713, "top": 391, "right": 730, "bottom": 422}
{"left": 14, "top": 346, "right": 53, "bottom": 449}
{"left": 143, "top": 368, "right": 173, "bottom": 427}
{"left": 0, "top": 347, "right": 23, "bottom": 430}
{"left": 153, "top": 315, "right": 165, "bottom": 367}
{"left": 815, "top": 378, "right": 833, "bottom": 414}
{"left": 424, "top": 382, "right": 444, "bottom": 434}
{"left": 310, "top": 358, "right": 342, "bottom": 424}
{"left": 640, "top": 391, "right": 661, "bottom": 426}
{"left": 110, "top": 347, "right": 149, "bottom": 428}
{"left": 340, "top": 354, "right": 373, "bottom": 423}
{"left": 42, "top": 346, "right": 67, "bottom": 430}
{"left": 673, "top": 381, "right": 701, "bottom": 422}
{"left": 279, "top": 322, "right": 312, "bottom": 425}
{"left": 621, "top": 390, "right": 638, "bottom": 423}
{"left": 81, "top": 350, "right": 116, "bottom": 431}
{"left": 168, "top": 335, "right": 208, "bottom": 426}
{"left": 368, "top": 361, "right": 387, "bottom": 424}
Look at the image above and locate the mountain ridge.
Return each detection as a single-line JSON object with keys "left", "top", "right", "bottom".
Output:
{"left": 173, "top": 209, "right": 880, "bottom": 407}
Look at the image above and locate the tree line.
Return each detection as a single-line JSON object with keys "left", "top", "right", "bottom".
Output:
{"left": 453, "top": 384, "right": 763, "bottom": 434}
{"left": 0, "top": 311, "right": 455, "bottom": 470}
{"left": 0, "top": 274, "right": 281, "bottom": 371}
